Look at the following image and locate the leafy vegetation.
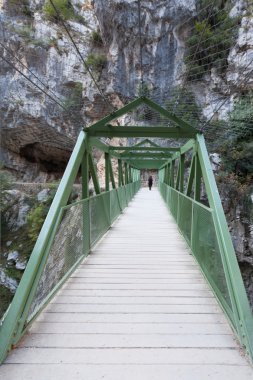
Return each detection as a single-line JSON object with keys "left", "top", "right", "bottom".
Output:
{"left": 220, "top": 94, "right": 253, "bottom": 175}
{"left": 85, "top": 53, "right": 107, "bottom": 72}
{"left": 43, "top": 0, "right": 87, "bottom": 25}
{"left": 43, "top": 0, "right": 75, "bottom": 21}
{"left": 32, "top": 37, "right": 57, "bottom": 49}
{"left": 90, "top": 30, "right": 103, "bottom": 46}
{"left": 0, "top": 286, "right": 13, "bottom": 320}
{"left": 15, "top": 25, "right": 34, "bottom": 40}
{"left": 185, "top": 0, "right": 240, "bottom": 80}
{"left": 0, "top": 168, "right": 14, "bottom": 213}
{"left": 8, "top": 0, "right": 33, "bottom": 17}
{"left": 27, "top": 187, "right": 58, "bottom": 243}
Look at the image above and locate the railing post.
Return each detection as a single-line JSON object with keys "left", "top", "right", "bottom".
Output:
{"left": 105, "top": 152, "right": 110, "bottom": 192}
{"left": 81, "top": 146, "right": 90, "bottom": 256}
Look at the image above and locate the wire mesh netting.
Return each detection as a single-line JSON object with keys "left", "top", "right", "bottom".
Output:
{"left": 90, "top": 192, "right": 110, "bottom": 246}
{"left": 159, "top": 182, "right": 234, "bottom": 324}
{"left": 177, "top": 193, "right": 193, "bottom": 245}
{"left": 27, "top": 200, "right": 86, "bottom": 322}
{"left": 192, "top": 203, "right": 233, "bottom": 314}
{"left": 24, "top": 181, "right": 140, "bottom": 325}
{"left": 110, "top": 189, "right": 122, "bottom": 223}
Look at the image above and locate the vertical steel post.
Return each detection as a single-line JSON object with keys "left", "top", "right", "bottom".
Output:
{"left": 194, "top": 154, "right": 201, "bottom": 202}
{"left": 179, "top": 154, "right": 185, "bottom": 193}
{"left": 81, "top": 146, "right": 90, "bottom": 256}
{"left": 88, "top": 154, "right": 101, "bottom": 195}
{"left": 105, "top": 152, "right": 110, "bottom": 192}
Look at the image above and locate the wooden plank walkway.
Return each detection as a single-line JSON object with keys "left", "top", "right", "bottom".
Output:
{"left": 1, "top": 188, "right": 253, "bottom": 379}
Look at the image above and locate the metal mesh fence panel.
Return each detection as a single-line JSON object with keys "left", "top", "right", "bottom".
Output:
{"left": 118, "top": 186, "right": 127, "bottom": 210}
{"left": 24, "top": 181, "right": 140, "bottom": 326}
{"left": 27, "top": 200, "right": 87, "bottom": 322}
{"left": 110, "top": 189, "right": 121, "bottom": 223}
{"left": 170, "top": 188, "right": 178, "bottom": 220}
{"left": 159, "top": 182, "right": 233, "bottom": 322}
{"left": 90, "top": 192, "right": 110, "bottom": 246}
{"left": 177, "top": 193, "right": 192, "bottom": 245}
{"left": 192, "top": 203, "right": 233, "bottom": 316}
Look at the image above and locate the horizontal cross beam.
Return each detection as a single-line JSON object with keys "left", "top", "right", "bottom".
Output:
{"left": 127, "top": 160, "right": 166, "bottom": 169}
{"left": 109, "top": 146, "right": 180, "bottom": 152}
{"left": 120, "top": 152, "right": 171, "bottom": 159}
{"left": 85, "top": 126, "right": 196, "bottom": 139}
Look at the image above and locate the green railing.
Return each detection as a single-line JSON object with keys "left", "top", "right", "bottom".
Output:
{"left": 158, "top": 134, "right": 253, "bottom": 362}
{"left": 0, "top": 173, "right": 140, "bottom": 362}
{"left": 159, "top": 183, "right": 235, "bottom": 324}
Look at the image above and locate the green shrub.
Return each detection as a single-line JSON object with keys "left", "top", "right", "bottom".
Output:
{"left": 32, "top": 37, "right": 58, "bottom": 49}
{"left": 209, "top": 94, "right": 253, "bottom": 176}
{"left": 9, "top": 0, "right": 33, "bottom": 16}
{"left": 15, "top": 26, "right": 34, "bottom": 40}
{"left": 43, "top": 0, "right": 87, "bottom": 25}
{"left": 0, "top": 286, "right": 14, "bottom": 321}
{"left": 85, "top": 53, "right": 107, "bottom": 71}
{"left": 43, "top": 0, "right": 75, "bottom": 21}
{"left": 74, "top": 13, "right": 88, "bottom": 26}
{"left": 90, "top": 30, "right": 103, "bottom": 46}
{"left": 27, "top": 205, "right": 47, "bottom": 243}
{"left": 0, "top": 171, "right": 13, "bottom": 212}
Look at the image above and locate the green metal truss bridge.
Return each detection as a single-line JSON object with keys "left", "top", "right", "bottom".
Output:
{"left": 0, "top": 97, "right": 253, "bottom": 378}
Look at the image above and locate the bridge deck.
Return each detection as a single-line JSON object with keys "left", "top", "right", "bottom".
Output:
{"left": 1, "top": 188, "right": 252, "bottom": 379}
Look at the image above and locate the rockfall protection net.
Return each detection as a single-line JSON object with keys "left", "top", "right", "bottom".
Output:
{"left": 26, "top": 181, "right": 140, "bottom": 324}
{"left": 1, "top": 0, "right": 252, "bottom": 151}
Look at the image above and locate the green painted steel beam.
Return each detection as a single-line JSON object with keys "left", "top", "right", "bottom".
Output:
{"left": 126, "top": 160, "right": 166, "bottom": 169}
{"left": 120, "top": 152, "right": 172, "bottom": 159}
{"left": 87, "top": 97, "right": 198, "bottom": 134}
{"left": 88, "top": 153, "right": 101, "bottom": 195}
{"left": 0, "top": 131, "right": 87, "bottom": 364}
{"left": 86, "top": 125, "right": 196, "bottom": 138}
{"left": 180, "top": 139, "right": 196, "bottom": 154}
{"left": 81, "top": 146, "right": 89, "bottom": 199}
{"left": 196, "top": 134, "right": 253, "bottom": 359}
{"left": 109, "top": 146, "right": 180, "bottom": 152}
{"left": 87, "top": 97, "right": 144, "bottom": 131}
{"left": 132, "top": 138, "right": 161, "bottom": 147}
{"left": 108, "top": 156, "right": 116, "bottom": 189}
{"left": 186, "top": 154, "right": 195, "bottom": 197}
{"left": 118, "top": 159, "right": 124, "bottom": 186}
{"left": 89, "top": 137, "right": 109, "bottom": 153}
{"left": 141, "top": 97, "right": 198, "bottom": 132}
{"left": 105, "top": 153, "right": 110, "bottom": 191}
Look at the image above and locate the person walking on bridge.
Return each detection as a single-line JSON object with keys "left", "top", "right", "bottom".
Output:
{"left": 148, "top": 175, "right": 153, "bottom": 190}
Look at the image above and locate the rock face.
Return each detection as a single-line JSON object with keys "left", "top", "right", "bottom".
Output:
{"left": 0, "top": 0, "right": 101, "bottom": 181}
{"left": 94, "top": 0, "right": 196, "bottom": 100}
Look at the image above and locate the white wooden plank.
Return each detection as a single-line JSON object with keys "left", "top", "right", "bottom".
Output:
{"left": 19, "top": 333, "right": 237, "bottom": 348}
{"left": 29, "top": 322, "right": 232, "bottom": 335}
{"left": 1, "top": 363, "right": 253, "bottom": 380}
{"left": 52, "top": 295, "right": 217, "bottom": 305}
{"left": 5, "top": 347, "right": 247, "bottom": 365}
{"left": 37, "top": 312, "right": 228, "bottom": 324}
